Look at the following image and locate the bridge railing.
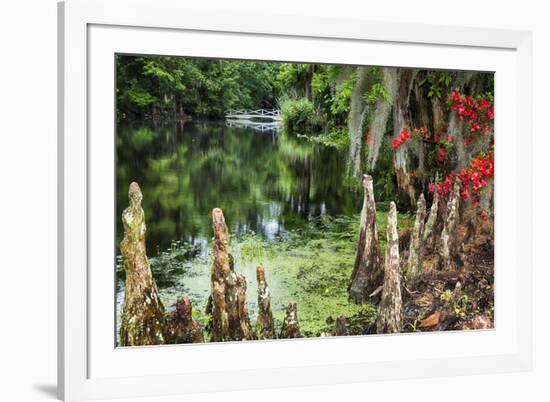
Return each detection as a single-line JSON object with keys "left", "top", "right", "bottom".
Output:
{"left": 225, "top": 109, "right": 281, "bottom": 118}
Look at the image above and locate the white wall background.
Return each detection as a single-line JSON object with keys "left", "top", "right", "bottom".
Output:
{"left": 0, "top": 1, "right": 547, "bottom": 401}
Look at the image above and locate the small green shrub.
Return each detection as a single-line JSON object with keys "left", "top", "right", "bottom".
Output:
{"left": 280, "top": 98, "right": 323, "bottom": 132}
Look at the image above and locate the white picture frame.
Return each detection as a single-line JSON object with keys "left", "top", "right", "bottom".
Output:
{"left": 58, "top": 0, "right": 533, "bottom": 400}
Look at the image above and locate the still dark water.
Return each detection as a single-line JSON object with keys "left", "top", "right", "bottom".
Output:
{"left": 116, "top": 121, "right": 360, "bottom": 254}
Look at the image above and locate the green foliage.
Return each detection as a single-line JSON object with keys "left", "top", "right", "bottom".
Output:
{"left": 117, "top": 55, "right": 281, "bottom": 119}
{"left": 301, "top": 128, "right": 349, "bottom": 150}
{"left": 330, "top": 76, "right": 356, "bottom": 116}
{"left": 363, "top": 82, "right": 390, "bottom": 104}
{"left": 418, "top": 71, "right": 453, "bottom": 98}
{"left": 441, "top": 290, "right": 471, "bottom": 319}
{"left": 280, "top": 98, "right": 323, "bottom": 132}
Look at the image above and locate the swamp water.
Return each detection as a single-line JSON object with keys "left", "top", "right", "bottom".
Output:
{"left": 115, "top": 121, "right": 405, "bottom": 342}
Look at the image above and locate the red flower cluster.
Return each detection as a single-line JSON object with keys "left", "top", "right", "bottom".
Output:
{"left": 415, "top": 127, "right": 429, "bottom": 141}
{"left": 427, "top": 172, "right": 455, "bottom": 196}
{"left": 437, "top": 147, "right": 447, "bottom": 163}
{"left": 449, "top": 90, "right": 494, "bottom": 136}
{"left": 391, "top": 128, "right": 411, "bottom": 149}
{"left": 457, "top": 151, "right": 494, "bottom": 206}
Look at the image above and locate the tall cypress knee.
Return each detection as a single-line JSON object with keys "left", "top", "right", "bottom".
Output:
{"left": 406, "top": 193, "right": 427, "bottom": 281}
{"left": 210, "top": 208, "right": 253, "bottom": 342}
{"left": 423, "top": 190, "right": 440, "bottom": 251}
{"left": 119, "top": 182, "right": 166, "bottom": 346}
{"left": 255, "top": 264, "right": 275, "bottom": 340}
{"left": 377, "top": 202, "right": 403, "bottom": 334}
{"left": 349, "top": 174, "right": 382, "bottom": 304}
{"left": 439, "top": 178, "right": 461, "bottom": 270}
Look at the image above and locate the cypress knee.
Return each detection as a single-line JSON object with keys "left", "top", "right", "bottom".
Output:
{"left": 119, "top": 182, "right": 166, "bottom": 346}
{"left": 439, "top": 178, "right": 461, "bottom": 270}
{"left": 255, "top": 264, "right": 276, "bottom": 340}
{"left": 166, "top": 295, "right": 204, "bottom": 344}
{"left": 231, "top": 273, "right": 253, "bottom": 341}
{"left": 349, "top": 174, "right": 382, "bottom": 304}
{"left": 406, "top": 193, "right": 426, "bottom": 281}
{"left": 334, "top": 315, "right": 348, "bottom": 336}
{"left": 377, "top": 202, "right": 403, "bottom": 334}
{"left": 280, "top": 303, "right": 301, "bottom": 339}
{"left": 423, "top": 190, "right": 439, "bottom": 250}
{"left": 210, "top": 208, "right": 253, "bottom": 342}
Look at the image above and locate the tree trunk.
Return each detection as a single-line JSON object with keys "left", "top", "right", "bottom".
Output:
{"left": 377, "top": 202, "right": 403, "bottom": 334}
{"left": 210, "top": 208, "right": 253, "bottom": 342}
{"left": 439, "top": 179, "right": 461, "bottom": 270}
{"left": 450, "top": 111, "right": 467, "bottom": 169}
{"left": 255, "top": 264, "right": 276, "bottom": 340}
{"left": 280, "top": 303, "right": 301, "bottom": 339}
{"left": 119, "top": 182, "right": 166, "bottom": 346}
{"left": 431, "top": 96, "right": 447, "bottom": 134}
{"left": 406, "top": 193, "right": 427, "bottom": 282}
{"left": 349, "top": 174, "right": 383, "bottom": 304}
{"left": 413, "top": 74, "right": 433, "bottom": 131}
{"left": 393, "top": 69, "right": 418, "bottom": 206}
{"left": 166, "top": 295, "right": 204, "bottom": 344}
{"left": 411, "top": 76, "right": 431, "bottom": 175}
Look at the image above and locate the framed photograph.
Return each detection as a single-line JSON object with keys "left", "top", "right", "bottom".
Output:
{"left": 58, "top": 0, "right": 533, "bottom": 400}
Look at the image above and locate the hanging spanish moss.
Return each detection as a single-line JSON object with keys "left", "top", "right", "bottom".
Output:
{"left": 367, "top": 67, "right": 397, "bottom": 171}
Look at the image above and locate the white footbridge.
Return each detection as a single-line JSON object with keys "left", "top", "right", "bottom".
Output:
{"left": 225, "top": 109, "right": 282, "bottom": 132}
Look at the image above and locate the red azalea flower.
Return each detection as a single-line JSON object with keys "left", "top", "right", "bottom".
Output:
{"left": 437, "top": 147, "right": 446, "bottom": 162}
{"left": 481, "top": 209, "right": 488, "bottom": 221}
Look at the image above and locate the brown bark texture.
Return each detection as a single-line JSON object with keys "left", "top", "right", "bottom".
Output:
{"left": 119, "top": 182, "right": 166, "bottom": 346}
{"left": 439, "top": 178, "right": 461, "bottom": 270}
{"left": 431, "top": 96, "right": 447, "bottom": 134}
{"left": 422, "top": 190, "right": 440, "bottom": 251}
{"left": 210, "top": 208, "right": 253, "bottom": 342}
{"left": 406, "top": 193, "right": 427, "bottom": 281}
{"left": 392, "top": 69, "right": 418, "bottom": 206}
{"left": 166, "top": 295, "right": 204, "bottom": 344}
{"left": 377, "top": 202, "right": 403, "bottom": 334}
{"left": 349, "top": 174, "right": 383, "bottom": 304}
{"left": 334, "top": 315, "right": 348, "bottom": 336}
{"left": 280, "top": 302, "right": 301, "bottom": 339}
{"left": 255, "top": 264, "right": 276, "bottom": 340}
